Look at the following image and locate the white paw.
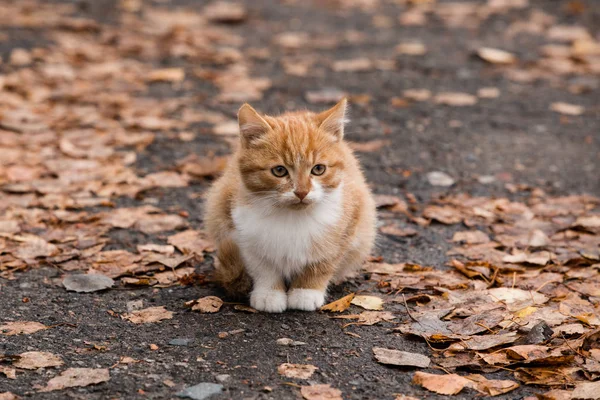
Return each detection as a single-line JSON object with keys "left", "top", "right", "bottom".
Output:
{"left": 250, "top": 289, "right": 287, "bottom": 313}
{"left": 287, "top": 289, "right": 325, "bottom": 311}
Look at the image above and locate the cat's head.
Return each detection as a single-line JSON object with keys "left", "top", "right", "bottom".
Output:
{"left": 236, "top": 99, "right": 348, "bottom": 209}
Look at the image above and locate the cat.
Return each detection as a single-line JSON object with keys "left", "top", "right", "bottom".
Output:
{"left": 204, "top": 98, "right": 376, "bottom": 312}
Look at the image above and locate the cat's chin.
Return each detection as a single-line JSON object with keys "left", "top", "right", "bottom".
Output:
{"left": 286, "top": 201, "right": 314, "bottom": 210}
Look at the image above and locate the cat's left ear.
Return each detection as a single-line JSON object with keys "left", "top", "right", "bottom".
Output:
{"left": 238, "top": 103, "right": 271, "bottom": 147}
{"left": 316, "top": 98, "right": 348, "bottom": 141}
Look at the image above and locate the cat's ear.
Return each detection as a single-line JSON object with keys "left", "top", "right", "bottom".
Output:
{"left": 238, "top": 103, "right": 271, "bottom": 147}
{"left": 316, "top": 98, "right": 348, "bottom": 140}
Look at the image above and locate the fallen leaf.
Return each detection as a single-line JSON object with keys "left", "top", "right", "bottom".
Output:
{"left": 204, "top": 2, "right": 247, "bottom": 23}
{"left": 0, "top": 392, "right": 18, "bottom": 400}
{"left": 191, "top": 296, "right": 223, "bottom": 313}
{"left": 277, "top": 363, "right": 318, "bottom": 379}
{"left": 0, "top": 364, "right": 17, "bottom": 379}
{"left": 0, "top": 321, "right": 47, "bottom": 336}
{"left": 136, "top": 244, "right": 175, "bottom": 254}
{"left": 452, "top": 231, "right": 490, "bottom": 244}
{"left": 40, "top": 368, "right": 110, "bottom": 392}
{"left": 380, "top": 225, "right": 418, "bottom": 237}
{"left": 550, "top": 102, "right": 584, "bottom": 116}
{"left": 320, "top": 293, "right": 355, "bottom": 312}
{"left": 135, "top": 214, "right": 186, "bottom": 234}
{"left": 572, "top": 381, "right": 600, "bottom": 399}
{"left": 412, "top": 372, "right": 471, "bottom": 395}
{"left": 351, "top": 295, "right": 384, "bottom": 310}
{"left": 373, "top": 347, "right": 430, "bottom": 368}
{"left": 334, "top": 311, "right": 396, "bottom": 326}
{"left": 403, "top": 89, "right": 431, "bottom": 101}
{"left": 465, "top": 374, "right": 519, "bottom": 396}
{"left": 168, "top": 230, "right": 214, "bottom": 255}
{"left": 123, "top": 306, "right": 173, "bottom": 324}
{"left": 147, "top": 68, "right": 185, "bottom": 83}
{"left": 13, "top": 352, "right": 63, "bottom": 370}
{"left": 63, "top": 274, "right": 114, "bottom": 293}
{"left": 433, "top": 92, "right": 477, "bottom": 106}
{"left": 477, "top": 47, "right": 517, "bottom": 64}
{"left": 301, "top": 384, "right": 343, "bottom": 400}
{"left": 423, "top": 205, "right": 462, "bottom": 224}
{"left": 396, "top": 42, "right": 427, "bottom": 55}
{"left": 332, "top": 58, "right": 373, "bottom": 72}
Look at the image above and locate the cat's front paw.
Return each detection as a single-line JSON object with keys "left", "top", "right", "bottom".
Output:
{"left": 287, "top": 289, "right": 325, "bottom": 311}
{"left": 250, "top": 289, "right": 287, "bottom": 313}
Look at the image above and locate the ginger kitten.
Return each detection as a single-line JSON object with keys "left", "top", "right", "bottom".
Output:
{"left": 204, "top": 99, "right": 376, "bottom": 312}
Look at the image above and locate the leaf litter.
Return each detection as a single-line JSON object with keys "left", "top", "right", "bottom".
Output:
{"left": 0, "top": 0, "right": 599, "bottom": 398}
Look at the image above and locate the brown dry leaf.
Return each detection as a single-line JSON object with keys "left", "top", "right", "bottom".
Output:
{"left": 373, "top": 195, "right": 408, "bottom": 213}
{"left": 433, "top": 92, "right": 477, "bottom": 106}
{"left": 40, "top": 368, "right": 110, "bottom": 392}
{"left": 179, "top": 155, "right": 229, "bottom": 178}
{"left": 300, "top": 384, "right": 343, "bottom": 400}
{"left": 478, "top": 87, "right": 501, "bottom": 98}
{"left": 452, "top": 332, "right": 518, "bottom": 351}
{"left": 135, "top": 214, "right": 186, "bottom": 234}
{"left": 476, "top": 47, "right": 517, "bottom": 64}
{"left": 380, "top": 225, "right": 418, "bottom": 237}
{"left": 277, "top": 363, "right": 318, "bottom": 379}
{"left": 335, "top": 311, "right": 396, "bottom": 326}
{"left": 502, "top": 251, "right": 552, "bottom": 265}
{"left": 0, "top": 321, "right": 48, "bottom": 336}
{"left": 320, "top": 293, "right": 355, "bottom": 312}
{"left": 423, "top": 205, "right": 462, "bottom": 224}
{"left": 550, "top": 102, "right": 584, "bottom": 116}
{"left": 412, "top": 372, "right": 471, "bottom": 395}
{"left": 147, "top": 68, "right": 184, "bottom": 83}
{"left": 13, "top": 351, "right": 63, "bottom": 370}
{"left": 487, "top": 287, "right": 548, "bottom": 307}
{"left": 514, "top": 367, "right": 581, "bottom": 386}
{"left": 191, "top": 296, "right": 223, "bottom": 313}
{"left": 136, "top": 244, "right": 175, "bottom": 255}
{"left": 153, "top": 266, "right": 195, "bottom": 286}
{"left": 0, "top": 392, "right": 18, "bottom": 400}
{"left": 452, "top": 230, "right": 490, "bottom": 244}
{"left": 351, "top": 295, "right": 384, "bottom": 310}
{"left": 11, "top": 234, "right": 59, "bottom": 260}
{"left": 373, "top": 347, "right": 430, "bottom": 368}
{"left": 396, "top": 42, "right": 427, "bottom": 55}
{"left": 168, "top": 230, "right": 214, "bottom": 255}
{"left": 0, "top": 367, "right": 16, "bottom": 379}
{"left": 332, "top": 58, "right": 373, "bottom": 72}
{"left": 572, "top": 381, "right": 600, "bottom": 399}
{"left": 123, "top": 306, "right": 173, "bottom": 324}
{"left": 404, "top": 89, "right": 431, "bottom": 101}
{"left": 465, "top": 374, "right": 520, "bottom": 396}
{"left": 204, "top": 1, "right": 247, "bottom": 23}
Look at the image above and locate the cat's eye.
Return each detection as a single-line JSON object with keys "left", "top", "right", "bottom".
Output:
{"left": 271, "top": 166, "right": 288, "bottom": 177}
{"left": 311, "top": 164, "right": 326, "bottom": 176}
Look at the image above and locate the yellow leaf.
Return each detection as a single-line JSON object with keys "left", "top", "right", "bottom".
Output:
{"left": 351, "top": 295, "right": 384, "bottom": 310}
{"left": 320, "top": 293, "right": 355, "bottom": 312}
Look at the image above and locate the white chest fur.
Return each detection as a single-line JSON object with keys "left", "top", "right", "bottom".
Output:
{"left": 232, "top": 187, "right": 343, "bottom": 278}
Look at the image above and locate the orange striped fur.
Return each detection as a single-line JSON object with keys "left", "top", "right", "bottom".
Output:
{"left": 204, "top": 99, "right": 376, "bottom": 312}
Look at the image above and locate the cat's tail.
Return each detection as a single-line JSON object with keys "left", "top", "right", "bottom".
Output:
{"left": 214, "top": 238, "right": 252, "bottom": 298}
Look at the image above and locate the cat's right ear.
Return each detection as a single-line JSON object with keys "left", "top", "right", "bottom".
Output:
{"left": 238, "top": 103, "right": 270, "bottom": 147}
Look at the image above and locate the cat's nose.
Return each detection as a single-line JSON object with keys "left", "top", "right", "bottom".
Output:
{"left": 294, "top": 190, "right": 309, "bottom": 200}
